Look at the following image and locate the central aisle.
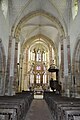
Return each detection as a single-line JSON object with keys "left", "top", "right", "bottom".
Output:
{"left": 25, "top": 99, "right": 53, "bottom": 120}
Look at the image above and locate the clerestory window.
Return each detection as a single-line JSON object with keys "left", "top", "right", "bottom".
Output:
{"left": 1, "top": 0, "right": 8, "bottom": 18}
{"left": 72, "top": 0, "right": 78, "bottom": 20}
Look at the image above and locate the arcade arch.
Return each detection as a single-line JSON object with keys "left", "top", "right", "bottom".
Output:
{"left": 10, "top": 10, "right": 66, "bottom": 93}
{"left": 20, "top": 35, "right": 57, "bottom": 91}
{"left": 72, "top": 39, "right": 80, "bottom": 95}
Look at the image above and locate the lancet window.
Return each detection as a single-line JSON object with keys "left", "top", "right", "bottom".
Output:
{"left": 72, "top": 0, "right": 78, "bottom": 19}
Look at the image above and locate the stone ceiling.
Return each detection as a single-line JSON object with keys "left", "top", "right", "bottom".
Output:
{"left": 9, "top": 0, "right": 67, "bottom": 49}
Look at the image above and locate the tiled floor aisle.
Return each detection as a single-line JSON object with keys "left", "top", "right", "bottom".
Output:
{"left": 25, "top": 99, "right": 53, "bottom": 120}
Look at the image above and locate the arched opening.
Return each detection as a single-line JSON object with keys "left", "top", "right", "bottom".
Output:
{"left": 17, "top": 36, "right": 58, "bottom": 92}
{"left": 73, "top": 39, "right": 80, "bottom": 96}
{"left": 12, "top": 10, "right": 65, "bottom": 94}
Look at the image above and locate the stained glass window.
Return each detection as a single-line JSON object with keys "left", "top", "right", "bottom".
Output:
{"left": 43, "top": 51, "right": 46, "bottom": 61}
{"left": 72, "top": 0, "right": 78, "bottom": 20}
{"left": 36, "top": 73, "right": 40, "bottom": 83}
{"left": 36, "top": 66, "right": 41, "bottom": 70}
{"left": 43, "top": 74, "right": 47, "bottom": 84}
{"left": 1, "top": 0, "right": 8, "bottom": 18}
{"left": 36, "top": 49, "right": 41, "bottom": 61}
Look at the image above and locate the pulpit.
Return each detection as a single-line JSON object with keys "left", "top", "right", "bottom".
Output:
{"left": 48, "top": 64, "right": 61, "bottom": 94}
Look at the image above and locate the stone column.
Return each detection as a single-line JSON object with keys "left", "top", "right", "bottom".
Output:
{"left": 49, "top": 45, "right": 52, "bottom": 64}
{"left": 67, "top": 36, "right": 71, "bottom": 74}
{"left": 61, "top": 36, "right": 72, "bottom": 97}
{"left": 22, "top": 48, "right": 28, "bottom": 91}
{"left": 19, "top": 54, "right": 23, "bottom": 92}
{"left": 14, "top": 41, "right": 18, "bottom": 92}
{"left": 60, "top": 36, "right": 65, "bottom": 95}
{"left": 8, "top": 37, "right": 16, "bottom": 95}
{"left": 66, "top": 36, "right": 72, "bottom": 97}
{"left": 60, "top": 36, "right": 64, "bottom": 79}
{"left": 0, "top": 39, "right": 6, "bottom": 96}
{"left": 63, "top": 37, "right": 69, "bottom": 96}
{"left": 26, "top": 48, "right": 29, "bottom": 90}
{"left": 5, "top": 36, "right": 12, "bottom": 95}
{"left": 5, "top": 37, "right": 18, "bottom": 95}
{"left": 49, "top": 45, "right": 53, "bottom": 80}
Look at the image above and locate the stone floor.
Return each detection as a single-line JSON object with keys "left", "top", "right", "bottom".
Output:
{"left": 25, "top": 99, "right": 53, "bottom": 120}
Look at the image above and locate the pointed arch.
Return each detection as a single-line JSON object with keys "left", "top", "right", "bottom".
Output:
{"left": 73, "top": 39, "right": 80, "bottom": 74}
{"left": 72, "top": 39, "right": 80, "bottom": 95}
{"left": 12, "top": 10, "right": 65, "bottom": 38}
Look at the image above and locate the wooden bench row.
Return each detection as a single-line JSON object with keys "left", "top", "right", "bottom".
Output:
{"left": 0, "top": 91, "right": 34, "bottom": 120}
{"left": 44, "top": 91, "right": 80, "bottom": 120}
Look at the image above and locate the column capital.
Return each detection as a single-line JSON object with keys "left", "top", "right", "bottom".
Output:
{"left": 60, "top": 35, "right": 70, "bottom": 41}
{"left": 60, "top": 35, "right": 64, "bottom": 40}
{"left": 60, "top": 36, "right": 67, "bottom": 43}
{"left": 65, "top": 36, "right": 70, "bottom": 41}
{"left": 9, "top": 35, "right": 17, "bottom": 40}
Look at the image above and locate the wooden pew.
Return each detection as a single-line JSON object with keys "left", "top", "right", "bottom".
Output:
{"left": 44, "top": 91, "right": 80, "bottom": 120}
{"left": 63, "top": 109, "right": 80, "bottom": 120}
{"left": 0, "top": 91, "right": 34, "bottom": 120}
{"left": 0, "top": 108, "right": 17, "bottom": 120}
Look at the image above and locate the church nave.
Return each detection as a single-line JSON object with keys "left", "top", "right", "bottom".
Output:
{"left": 25, "top": 99, "right": 53, "bottom": 120}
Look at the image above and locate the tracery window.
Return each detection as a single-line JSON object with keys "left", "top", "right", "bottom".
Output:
{"left": 36, "top": 66, "right": 41, "bottom": 70}
{"left": 28, "top": 43, "right": 50, "bottom": 87}
{"left": 43, "top": 50, "right": 47, "bottom": 61}
{"left": 43, "top": 74, "right": 47, "bottom": 84}
{"left": 30, "top": 50, "right": 35, "bottom": 61}
{"left": 72, "top": 0, "right": 78, "bottom": 20}
{"left": 36, "top": 73, "right": 40, "bottom": 84}
{"left": 36, "top": 49, "right": 41, "bottom": 61}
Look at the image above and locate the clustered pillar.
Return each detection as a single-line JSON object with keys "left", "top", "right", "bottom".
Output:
{"left": 5, "top": 36, "right": 18, "bottom": 96}
{"left": 60, "top": 36, "right": 72, "bottom": 97}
